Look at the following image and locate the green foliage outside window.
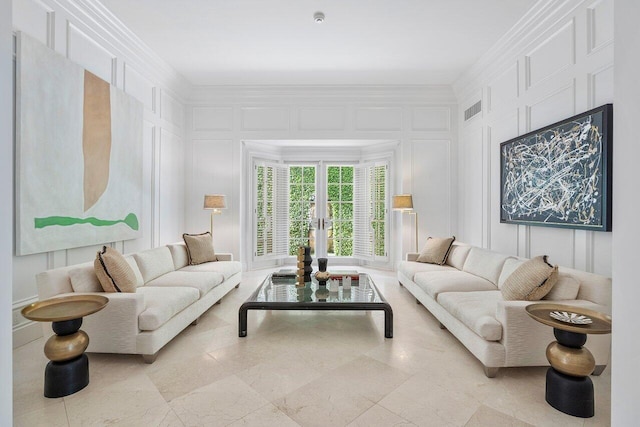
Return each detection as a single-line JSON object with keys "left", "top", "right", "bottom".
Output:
{"left": 326, "top": 166, "right": 354, "bottom": 256}
{"left": 289, "top": 166, "right": 316, "bottom": 255}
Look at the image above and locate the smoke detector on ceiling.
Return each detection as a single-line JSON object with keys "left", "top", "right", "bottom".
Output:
{"left": 314, "top": 12, "right": 325, "bottom": 24}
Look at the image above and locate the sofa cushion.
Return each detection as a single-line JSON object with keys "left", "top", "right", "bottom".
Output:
{"left": 416, "top": 236, "right": 455, "bottom": 265}
{"left": 414, "top": 271, "right": 497, "bottom": 299}
{"left": 69, "top": 265, "right": 102, "bottom": 293}
{"left": 124, "top": 255, "right": 144, "bottom": 288}
{"left": 133, "top": 247, "right": 175, "bottom": 283}
{"left": 397, "top": 261, "right": 455, "bottom": 281}
{"left": 543, "top": 273, "right": 580, "bottom": 300}
{"left": 167, "top": 243, "right": 189, "bottom": 270}
{"left": 183, "top": 232, "right": 217, "bottom": 265}
{"left": 438, "top": 291, "right": 503, "bottom": 341}
{"left": 94, "top": 246, "right": 137, "bottom": 293}
{"left": 498, "top": 258, "right": 525, "bottom": 290}
{"left": 137, "top": 286, "right": 199, "bottom": 331}
{"left": 462, "top": 248, "right": 511, "bottom": 285}
{"left": 445, "top": 244, "right": 472, "bottom": 270}
{"left": 501, "top": 255, "right": 558, "bottom": 301}
{"left": 179, "top": 261, "right": 242, "bottom": 280}
{"left": 145, "top": 271, "right": 224, "bottom": 297}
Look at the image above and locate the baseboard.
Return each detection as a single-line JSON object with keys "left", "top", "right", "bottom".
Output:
{"left": 13, "top": 322, "right": 42, "bottom": 348}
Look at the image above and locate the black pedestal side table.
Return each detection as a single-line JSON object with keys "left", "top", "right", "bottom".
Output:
{"left": 526, "top": 303, "right": 612, "bottom": 418}
{"left": 22, "top": 294, "right": 108, "bottom": 398}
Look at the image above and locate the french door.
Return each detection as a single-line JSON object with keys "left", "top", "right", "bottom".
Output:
{"left": 253, "top": 160, "right": 388, "bottom": 263}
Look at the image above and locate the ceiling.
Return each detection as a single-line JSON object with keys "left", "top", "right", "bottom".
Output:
{"left": 100, "top": 0, "right": 538, "bottom": 86}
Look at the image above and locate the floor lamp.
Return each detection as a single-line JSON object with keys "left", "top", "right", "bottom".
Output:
{"left": 392, "top": 194, "right": 418, "bottom": 252}
{"left": 203, "top": 194, "right": 227, "bottom": 237}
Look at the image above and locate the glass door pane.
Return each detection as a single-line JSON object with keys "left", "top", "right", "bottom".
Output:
{"left": 288, "top": 165, "right": 317, "bottom": 256}
{"left": 326, "top": 165, "right": 354, "bottom": 257}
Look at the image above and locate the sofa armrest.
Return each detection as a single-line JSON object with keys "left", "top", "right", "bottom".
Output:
{"left": 68, "top": 292, "right": 145, "bottom": 354}
{"left": 496, "top": 299, "right": 611, "bottom": 366}
{"left": 405, "top": 253, "right": 419, "bottom": 262}
{"left": 216, "top": 253, "right": 233, "bottom": 261}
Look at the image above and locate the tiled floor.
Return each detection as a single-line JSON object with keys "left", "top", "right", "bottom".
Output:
{"left": 13, "top": 268, "right": 611, "bottom": 426}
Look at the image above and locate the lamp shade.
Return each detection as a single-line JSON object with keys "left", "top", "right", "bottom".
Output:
{"left": 392, "top": 194, "right": 413, "bottom": 210}
{"left": 203, "top": 195, "right": 226, "bottom": 210}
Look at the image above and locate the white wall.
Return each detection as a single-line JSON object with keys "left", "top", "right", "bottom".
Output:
{"left": 454, "top": 0, "right": 614, "bottom": 276}
{"left": 612, "top": 0, "right": 640, "bottom": 423}
{"left": 1, "top": 0, "right": 13, "bottom": 421}
{"left": 11, "top": 0, "right": 189, "bottom": 346}
{"left": 184, "top": 86, "right": 458, "bottom": 268}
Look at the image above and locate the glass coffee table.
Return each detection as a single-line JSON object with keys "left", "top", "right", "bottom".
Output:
{"left": 239, "top": 273, "right": 393, "bottom": 338}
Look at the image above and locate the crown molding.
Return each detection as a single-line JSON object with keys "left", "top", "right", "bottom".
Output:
{"left": 53, "top": 0, "right": 191, "bottom": 99}
{"left": 452, "top": 0, "right": 582, "bottom": 101}
{"left": 188, "top": 84, "right": 457, "bottom": 105}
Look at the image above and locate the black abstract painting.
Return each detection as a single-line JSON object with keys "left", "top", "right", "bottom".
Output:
{"left": 500, "top": 104, "right": 612, "bottom": 231}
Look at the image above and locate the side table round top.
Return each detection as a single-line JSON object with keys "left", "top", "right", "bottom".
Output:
{"left": 22, "top": 294, "right": 109, "bottom": 322}
{"left": 526, "top": 303, "right": 611, "bottom": 334}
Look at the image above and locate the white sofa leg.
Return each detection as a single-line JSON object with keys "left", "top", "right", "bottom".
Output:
{"left": 142, "top": 352, "right": 159, "bottom": 364}
{"left": 592, "top": 365, "right": 606, "bottom": 376}
{"left": 483, "top": 366, "right": 499, "bottom": 378}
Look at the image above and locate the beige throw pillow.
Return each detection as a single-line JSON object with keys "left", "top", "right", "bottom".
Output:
{"left": 94, "top": 246, "right": 137, "bottom": 293}
{"left": 416, "top": 236, "right": 456, "bottom": 265}
{"left": 501, "top": 255, "right": 558, "bottom": 301}
{"left": 183, "top": 232, "right": 217, "bottom": 265}
{"left": 543, "top": 274, "right": 580, "bottom": 300}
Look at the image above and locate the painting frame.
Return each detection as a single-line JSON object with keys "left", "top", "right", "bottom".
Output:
{"left": 500, "top": 104, "right": 613, "bottom": 231}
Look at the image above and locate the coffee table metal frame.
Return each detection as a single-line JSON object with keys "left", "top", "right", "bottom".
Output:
{"left": 239, "top": 273, "right": 393, "bottom": 338}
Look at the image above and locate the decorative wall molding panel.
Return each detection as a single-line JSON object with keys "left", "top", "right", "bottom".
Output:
{"left": 241, "top": 107, "right": 290, "bottom": 131}
{"left": 160, "top": 90, "right": 184, "bottom": 128}
{"left": 355, "top": 107, "right": 403, "bottom": 131}
{"left": 298, "top": 107, "right": 346, "bottom": 131}
{"left": 124, "top": 63, "right": 155, "bottom": 112}
{"left": 525, "top": 20, "right": 575, "bottom": 90}
{"left": 455, "top": 0, "right": 613, "bottom": 276}
{"left": 487, "top": 63, "right": 519, "bottom": 114}
{"left": 587, "top": 0, "right": 614, "bottom": 54}
{"left": 411, "top": 107, "right": 451, "bottom": 131}
{"left": 192, "top": 107, "right": 234, "bottom": 131}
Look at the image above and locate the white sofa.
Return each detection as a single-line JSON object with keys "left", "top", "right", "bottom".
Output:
{"left": 36, "top": 243, "right": 242, "bottom": 363}
{"left": 397, "top": 242, "right": 611, "bottom": 377}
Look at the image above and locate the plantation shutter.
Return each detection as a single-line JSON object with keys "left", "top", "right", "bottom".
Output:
{"left": 254, "top": 161, "right": 289, "bottom": 260}
{"left": 353, "top": 161, "right": 389, "bottom": 261}
{"left": 371, "top": 162, "right": 388, "bottom": 260}
{"left": 353, "top": 164, "right": 373, "bottom": 259}
{"left": 273, "top": 163, "right": 289, "bottom": 257}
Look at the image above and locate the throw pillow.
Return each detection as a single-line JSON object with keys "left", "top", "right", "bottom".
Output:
{"left": 183, "top": 232, "right": 217, "bottom": 265}
{"left": 69, "top": 266, "right": 103, "bottom": 293}
{"left": 543, "top": 273, "right": 580, "bottom": 300}
{"left": 416, "top": 236, "right": 456, "bottom": 265}
{"left": 94, "top": 246, "right": 137, "bottom": 293}
{"left": 501, "top": 255, "right": 558, "bottom": 301}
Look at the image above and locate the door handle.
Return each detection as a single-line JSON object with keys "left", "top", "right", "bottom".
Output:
{"left": 322, "top": 218, "right": 325, "bottom": 229}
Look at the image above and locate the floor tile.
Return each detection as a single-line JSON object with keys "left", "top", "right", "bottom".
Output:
{"left": 227, "top": 403, "right": 300, "bottom": 426}
{"left": 169, "top": 375, "right": 271, "bottom": 426}
{"left": 346, "top": 403, "right": 416, "bottom": 426}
